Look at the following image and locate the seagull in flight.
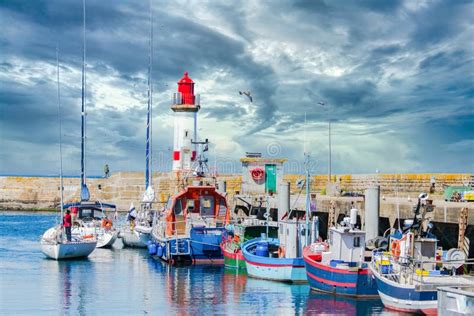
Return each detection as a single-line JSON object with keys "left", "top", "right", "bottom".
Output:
{"left": 239, "top": 91, "right": 253, "bottom": 102}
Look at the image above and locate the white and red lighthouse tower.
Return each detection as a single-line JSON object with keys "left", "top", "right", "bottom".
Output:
{"left": 171, "top": 72, "right": 200, "bottom": 171}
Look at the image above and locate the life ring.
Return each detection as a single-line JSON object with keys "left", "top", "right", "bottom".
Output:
{"left": 83, "top": 234, "right": 94, "bottom": 239}
{"left": 278, "top": 246, "right": 286, "bottom": 258}
{"left": 251, "top": 168, "right": 265, "bottom": 181}
{"left": 391, "top": 240, "right": 401, "bottom": 258}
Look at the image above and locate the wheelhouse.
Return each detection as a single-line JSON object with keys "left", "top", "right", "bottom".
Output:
{"left": 164, "top": 186, "right": 229, "bottom": 236}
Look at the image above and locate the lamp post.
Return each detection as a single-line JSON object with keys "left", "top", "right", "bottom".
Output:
{"left": 318, "top": 101, "right": 331, "bottom": 182}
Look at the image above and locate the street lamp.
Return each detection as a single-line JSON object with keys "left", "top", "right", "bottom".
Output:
{"left": 318, "top": 101, "right": 331, "bottom": 182}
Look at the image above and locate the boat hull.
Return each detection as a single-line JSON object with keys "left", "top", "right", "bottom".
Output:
{"left": 135, "top": 226, "right": 152, "bottom": 246}
{"left": 242, "top": 238, "right": 307, "bottom": 283}
{"left": 303, "top": 247, "right": 378, "bottom": 297}
{"left": 221, "top": 241, "right": 246, "bottom": 270}
{"left": 151, "top": 227, "right": 224, "bottom": 264}
{"left": 120, "top": 229, "right": 147, "bottom": 248}
{"left": 41, "top": 241, "right": 97, "bottom": 260}
{"left": 96, "top": 230, "right": 118, "bottom": 248}
{"left": 370, "top": 264, "right": 437, "bottom": 315}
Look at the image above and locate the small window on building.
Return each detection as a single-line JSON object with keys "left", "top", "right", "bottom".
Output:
{"left": 354, "top": 236, "right": 361, "bottom": 247}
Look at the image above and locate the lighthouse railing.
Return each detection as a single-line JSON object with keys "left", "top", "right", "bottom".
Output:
{"left": 173, "top": 92, "right": 200, "bottom": 105}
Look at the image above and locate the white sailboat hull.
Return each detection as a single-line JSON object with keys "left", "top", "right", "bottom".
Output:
{"left": 40, "top": 227, "right": 96, "bottom": 260}
{"left": 135, "top": 225, "right": 152, "bottom": 246}
{"left": 41, "top": 241, "right": 97, "bottom": 260}
{"left": 120, "top": 228, "right": 147, "bottom": 248}
{"left": 96, "top": 230, "right": 118, "bottom": 248}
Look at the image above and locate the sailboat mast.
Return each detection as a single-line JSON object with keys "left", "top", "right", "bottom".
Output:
{"left": 57, "top": 46, "right": 64, "bottom": 220}
{"left": 145, "top": 0, "right": 153, "bottom": 189}
{"left": 80, "top": 0, "right": 89, "bottom": 201}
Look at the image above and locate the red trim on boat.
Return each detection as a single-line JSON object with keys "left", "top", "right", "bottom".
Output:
{"left": 306, "top": 271, "right": 356, "bottom": 288}
{"left": 384, "top": 304, "right": 437, "bottom": 315}
{"left": 303, "top": 249, "right": 368, "bottom": 275}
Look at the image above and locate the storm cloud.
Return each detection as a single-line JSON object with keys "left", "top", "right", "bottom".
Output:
{"left": 1, "top": 0, "right": 473, "bottom": 176}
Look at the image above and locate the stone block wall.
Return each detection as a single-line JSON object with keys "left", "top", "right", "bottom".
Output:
{"left": 0, "top": 172, "right": 471, "bottom": 212}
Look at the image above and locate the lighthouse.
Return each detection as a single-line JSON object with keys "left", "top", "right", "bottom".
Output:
{"left": 171, "top": 72, "right": 200, "bottom": 171}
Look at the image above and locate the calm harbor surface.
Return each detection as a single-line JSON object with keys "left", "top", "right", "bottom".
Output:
{"left": 1, "top": 212, "right": 398, "bottom": 315}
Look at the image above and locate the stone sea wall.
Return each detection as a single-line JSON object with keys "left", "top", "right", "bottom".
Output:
{"left": 1, "top": 172, "right": 472, "bottom": 220}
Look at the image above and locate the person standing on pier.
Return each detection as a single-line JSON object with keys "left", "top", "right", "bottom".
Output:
{"left": 104, "top": 163, "right": 110, "bottom": 178}
{"left": 63, "top": 210, "right": 72, "bottom": 242}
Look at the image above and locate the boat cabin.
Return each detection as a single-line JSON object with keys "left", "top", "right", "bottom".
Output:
{"left": 64, "top": 201, "right": 116, "bottom": 221}
{"left": 325, "top": 226, "right": 366, "bottom": 264}
{"left": 164, "top": 186, "right": 229, "bottom": 236}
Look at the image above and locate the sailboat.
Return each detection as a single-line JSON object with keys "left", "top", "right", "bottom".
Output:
{"left": 40, "top": 46, "right": 97, "bottom": 260}
{"left": 67, "top": 0, "right": 118, "bottom": 249}
{"left": 120, "top": 0, "right": 156, "bottom": 248}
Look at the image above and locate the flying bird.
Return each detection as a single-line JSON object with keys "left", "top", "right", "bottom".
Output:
{"left": 239, "top": 91, "right": 253, "bottom": 102}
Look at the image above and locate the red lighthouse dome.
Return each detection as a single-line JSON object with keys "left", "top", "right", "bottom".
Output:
{"left": 177, "top": 72, "right": 195, "bottom": 105}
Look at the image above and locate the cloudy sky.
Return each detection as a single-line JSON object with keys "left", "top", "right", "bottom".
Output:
{"left": 1, "top": 0, "right": 473, "bottom": 177}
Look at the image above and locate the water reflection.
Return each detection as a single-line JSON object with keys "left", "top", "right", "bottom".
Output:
{"left": 305, "top": 291, "right": 386, "bottom": 315}
{"left": 59, "top": 263, "right": 72, "bottom": 313}
{"left": 2, "top": 213, "right": 394, "bottom": 315}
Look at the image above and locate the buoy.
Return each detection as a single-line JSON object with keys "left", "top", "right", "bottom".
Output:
{"left": 256, "top": 241, "right": 269, "bottom": 257}
{"left": 147, "top": 243, "right": 157, "bottom": 255}
{"left": 157, "top": 245, "right": 163, "bottom": 257}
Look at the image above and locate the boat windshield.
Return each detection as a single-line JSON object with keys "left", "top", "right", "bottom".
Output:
{"left": 200, "top": 196, "right": 214, "bottom": 217}
{"left": 174, "top": 199, "right": 183, "bottom": 215}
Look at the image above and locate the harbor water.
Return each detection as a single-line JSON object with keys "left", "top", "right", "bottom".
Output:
{"left": 1, "top": 212, "right": 396, "bottom": 315}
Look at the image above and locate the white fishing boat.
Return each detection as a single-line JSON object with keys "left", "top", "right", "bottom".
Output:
{"left": 40, "top": 45, "right": 97, "bottom": 260}
{"left": 370, "top": 193, "right": 474, "bottom": 314}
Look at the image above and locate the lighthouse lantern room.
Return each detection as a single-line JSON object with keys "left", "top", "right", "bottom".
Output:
{"left": 171, "top": 72, "right": 200, "bottom": 171}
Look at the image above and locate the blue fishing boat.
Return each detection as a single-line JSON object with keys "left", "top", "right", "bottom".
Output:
{"left": 303, "top": 212, "right": 378, "bottom": 297}
{"left": 242, "top": 236, "right": 308, "bottom": 282}
{"left": 242, "top": 159, "right": 319, "bottom": 282}
{"left": 149, "top": 184, "right": 229, "bottom": 264}
{"left": 369, "top": 193, "right": 474, "bottom": 314}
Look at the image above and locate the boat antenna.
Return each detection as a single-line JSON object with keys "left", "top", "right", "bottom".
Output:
{"left": 56, "top": 45, "right": 65, "bottom": 224}
{"left": 303, "top": 111, "right": 311, "bottom": 245}
{"left": 305, "top": 150, "right": 310, "bottom": 246}
{"left": 303, "top": 111, "right": 307, "bottom": 156}
{"left": 80, "top": 0, "right": 90, "bottom": 201}
{"left": 145, "top": 0, "right": 153, "bottom": 190}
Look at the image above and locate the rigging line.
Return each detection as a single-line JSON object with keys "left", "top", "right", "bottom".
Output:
{"left": 81, "top": 0, "right": 87, "bottom": 186}
{"left": 150, "top": 0, "right": 154, "bottom": 186}
{"left": 145, "top": 0, "right": 153, "bottom": 188}
{"left": 57, "top": 45, "right": 64, "bottom": 219}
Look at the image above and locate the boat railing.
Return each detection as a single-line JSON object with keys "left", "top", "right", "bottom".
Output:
{"left": 372, "top": 250, "right": 474, "bottom": 285}
{"left": 152, "top": 217, "right": 228, "bottom": 238}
